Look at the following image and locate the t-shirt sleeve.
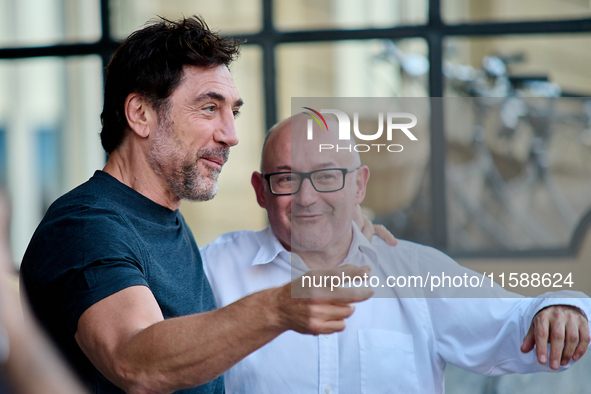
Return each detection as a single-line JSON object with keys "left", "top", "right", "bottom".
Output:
{"left": 22, "top": 207, "right": 149, "bottom": 335}
{"left": 64, "top": 257, "right": 149, "bottom": 334}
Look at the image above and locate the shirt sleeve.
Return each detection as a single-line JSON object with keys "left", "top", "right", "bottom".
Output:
{"left": 416, "top": 245, "right": 591, "bottom": 375}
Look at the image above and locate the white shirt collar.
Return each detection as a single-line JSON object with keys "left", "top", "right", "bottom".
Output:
{"left": 251, "top": 226, "right": 289, "bottom": 266}
{"left": 346, "top": 221, "right": 379, "bottom": 265}
{"left": 250, "top": 222, "right": 379, "bottom": 268}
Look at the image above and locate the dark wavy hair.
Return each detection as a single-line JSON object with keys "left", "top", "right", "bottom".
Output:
{"left": 100, "top": 16, "right": 241, "bottom": 154}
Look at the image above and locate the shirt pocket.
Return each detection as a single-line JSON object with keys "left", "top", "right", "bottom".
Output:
{"left": 358, "top": 329, "right": 420, "bottom": 394}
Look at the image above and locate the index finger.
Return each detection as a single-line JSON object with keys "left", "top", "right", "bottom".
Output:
{"left": 534, "top": 315, "right": 550, "bottom": 365}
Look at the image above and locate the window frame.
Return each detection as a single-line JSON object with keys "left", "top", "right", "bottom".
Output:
{"left": 1, "top": 0, "right": 590, "bottom": 258}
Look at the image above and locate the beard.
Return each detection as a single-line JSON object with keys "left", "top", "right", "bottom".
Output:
{"left": 148, "top": 114, "right": 229, "bottom": 202}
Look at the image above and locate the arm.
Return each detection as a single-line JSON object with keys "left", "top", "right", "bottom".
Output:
{"left": 75, "top": 265, "right": 372, "bottom": 394}
{"left": 415, "top": 245, "right": 591, "bottom": 374}
{"left": 427, "top": 294, "right": 591, "bottom": 375}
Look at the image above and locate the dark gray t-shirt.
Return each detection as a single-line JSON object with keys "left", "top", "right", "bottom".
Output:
{"left": 21, "top": 170, "right": 222, "bottom": 394}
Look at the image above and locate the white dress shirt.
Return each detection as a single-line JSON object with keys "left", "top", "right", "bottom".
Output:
{"left": 201, "top": 225, "right": 590, "bottom": 394}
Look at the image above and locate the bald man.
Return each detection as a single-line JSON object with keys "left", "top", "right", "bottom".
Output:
{"left": 202, "top": 114, "right": 591, "bottom": 394}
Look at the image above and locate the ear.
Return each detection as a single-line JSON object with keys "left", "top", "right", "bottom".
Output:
{"left": 124, "top": 93, "right": 157, "bottom": 139}
{"left": 354, "top": 165, "right": 370, "bottom": 205}
{"left": 251, "top": 171, "right": 267, "bottom": 208}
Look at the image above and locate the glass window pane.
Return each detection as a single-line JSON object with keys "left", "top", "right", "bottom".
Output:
{"left": 443, "top": 0, "right": 591, "bottom": 24}
{"left": 0, "top": 0, "right": 101, "bottom": 47}
{"left": 0, "top": 56, "right": 104, "bottom": 266}
{"left": 444, "top": 95, "right": 591, "bottom": 252}
{"left": 110, "top": 0, "right": 262, "bottom": 39}
{"left": 180, "top": 46, "right": 268, "bottom": 247}
{"left": 444, "top": 35, "right": 591, "bottom": 97}
{"left": 444, "top": 35, "right": 591, "bottom": 253}
{"left": 274, "top": 0, "right": 427, "bottom": 31}
{"left": 277, "top": 38, "right": 428, "bottom": 120}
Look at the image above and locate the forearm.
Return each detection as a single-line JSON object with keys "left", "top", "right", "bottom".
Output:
{"left": 76, "top": 266, "right": 371, "bottom": 393}
{"left": 87, "top": 287, "right": 285, "bottom": 394}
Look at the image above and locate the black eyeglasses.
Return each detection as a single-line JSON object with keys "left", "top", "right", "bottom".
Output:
{"left": 263, "top": 167, "right": 359, "bottom": 195}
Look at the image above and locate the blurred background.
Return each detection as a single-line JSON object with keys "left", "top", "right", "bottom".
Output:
{"left": 1, "top": 1, "right": 591, "bottom": 392}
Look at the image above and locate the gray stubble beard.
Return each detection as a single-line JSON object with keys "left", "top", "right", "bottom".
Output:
{"left": 148, "top": 116, "right": 229, "bottom": 202}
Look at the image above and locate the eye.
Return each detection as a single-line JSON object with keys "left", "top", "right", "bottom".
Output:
{"left": 277, "top": 174, "right": 294, "bottom": 183}
{"left": 233, "top": 110, "right": 241, "bottom": 119}
{"left": 318, "top": 173, "right": 337, "bottom": 180}
{"left": 204, "top": 105, "right": 217, "bottom": 113}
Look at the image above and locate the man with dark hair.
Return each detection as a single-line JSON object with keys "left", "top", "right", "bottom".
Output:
{"left": 100, "top": 17, "right": 241, "bottom": 155}
{"left": 20, "top": 17, "right": 372, "bottom": 394}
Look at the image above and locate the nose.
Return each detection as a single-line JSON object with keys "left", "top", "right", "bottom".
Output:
{"left": 293, "top": 177, "right": 318, "bottom": 207}
{"left": 214, "top": 108, "right": 239, "bottom": 147}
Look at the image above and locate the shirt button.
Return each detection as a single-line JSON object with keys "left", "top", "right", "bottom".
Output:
{"left": 324, "top": 334, "right": 330, "bottom": 339}
{"left": 325, "top": 387, "right": 332, "bottom": 394}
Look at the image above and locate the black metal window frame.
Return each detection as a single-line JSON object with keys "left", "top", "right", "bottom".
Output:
{"left": 1, "top": 0, "right": 590, "bottom": 258}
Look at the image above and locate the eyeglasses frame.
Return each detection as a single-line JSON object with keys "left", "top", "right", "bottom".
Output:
{"left": 262, "top": 167, "right": 359, "bottom": 195}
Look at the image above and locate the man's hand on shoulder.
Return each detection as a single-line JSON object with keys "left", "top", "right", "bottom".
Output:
{"left": 521, "top": 305, "right": 590, "bottom": 370}
{"left": 354, "top": 205, "right": 397, "bottom": 246}
{"left": 269, "top": 264, "right": 374, "bottom": 335}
